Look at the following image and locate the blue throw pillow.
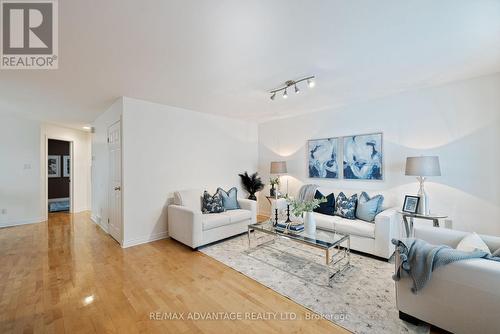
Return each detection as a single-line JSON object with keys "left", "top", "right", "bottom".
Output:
{"left": 335, "top": 192, "right": 358, "bottom": 219}
{"left": 202, "top": 191, "right": 225, "bottom": 214}
{"left": 356, "top": 191, "right": 384, "bottom": 222}
{"left": 217, "top": 187, "right": 240, "bottom": 210}
{"left": 313, "top": 190, "right": 335, "bottom": 216}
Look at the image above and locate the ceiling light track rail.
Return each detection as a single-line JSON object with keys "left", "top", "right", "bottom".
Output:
{"left": 269, "top": 75, "right": 315, "bottom": 100}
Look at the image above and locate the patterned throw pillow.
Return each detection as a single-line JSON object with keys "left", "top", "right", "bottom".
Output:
{"left": 217, "top": 187, "right": 240, "bottom": 210}
{"left": 356, "top": 192, "right": 384, "bottom": 222}
{"left": 202, "top": 191, "right": 225, "bottom": 214}
{"left": 313, "top": 190, "right": 335, "bottom": 216}
{"left": 335, "top": 192, "right": 358, "bottom": 219}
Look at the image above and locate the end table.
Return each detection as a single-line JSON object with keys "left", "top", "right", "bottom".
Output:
{"left": 399, "top": 212, "right": 448, "bottom": 238}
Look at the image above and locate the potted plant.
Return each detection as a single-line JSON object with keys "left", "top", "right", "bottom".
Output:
{"left": 286, "top": 196, "right": 327, "bottom": 235}
{"left": 238, "top": 171, "right": 265, "bottom": 200}
{"left": 269, "top": 177, "right": 280, "bottom": 197}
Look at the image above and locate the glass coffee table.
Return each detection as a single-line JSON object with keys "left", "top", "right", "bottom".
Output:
{"left": 248, "top": 220, "right": 351, "bottom": 285}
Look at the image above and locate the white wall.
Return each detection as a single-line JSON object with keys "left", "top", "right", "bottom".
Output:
{"left": 0, "top": 113, "right": 91, "bottom": 227}
{"left": 0, "top": 113, "right": 42, "bottom": 226}
{"left": 91, "top": 98, "right": 123, "bottom": 232}
{"left": 121, "top": 97, "right": 258, "bottom": 247}
{"left": 259, "top": 73, "right": 500, "bottom": 236}
{"left": 41, "top": 123, "right": 92, "bottom": 217}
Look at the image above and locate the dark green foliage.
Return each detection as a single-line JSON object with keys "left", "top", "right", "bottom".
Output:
{"left": 238, "top": 171, "right": 264, "bottom": 200}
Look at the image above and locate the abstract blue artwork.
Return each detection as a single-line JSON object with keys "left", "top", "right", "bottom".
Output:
{"left": 343, "top": 133, "right": 383, "bottom": 180}
{"left": 308, "top": 137, "right": 338, "bottom": 179}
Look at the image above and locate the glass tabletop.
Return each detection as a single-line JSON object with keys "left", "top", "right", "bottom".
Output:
{"left": 397, "top": 211, "right": 448, "bottom": 219}
{"left": 249, "top": 220, "right": 349, "bottom": 250}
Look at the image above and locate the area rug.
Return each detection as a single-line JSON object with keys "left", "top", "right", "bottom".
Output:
{"left": 200, "top": 233, "right": 429, "bottom": 334}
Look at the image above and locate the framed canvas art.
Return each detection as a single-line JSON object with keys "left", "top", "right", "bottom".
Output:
{"left": 343, "top": 133, "right": 383, "bottom": 180}
{"left": 48, "top": 155, "right": 61, "bottom": 178}
{"left": 308, "top": 137, "right": 339, "bottom": 179}
{"left": 63, "top": 155, "right": 70, "bottom": 177}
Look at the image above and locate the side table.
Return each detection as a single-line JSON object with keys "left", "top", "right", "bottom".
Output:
{"left": 399, "top": 212, "right": 448, "bottom": 238}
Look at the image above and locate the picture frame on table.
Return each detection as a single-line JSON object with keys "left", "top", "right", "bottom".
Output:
{"left": 402, "top": 195, "right": 420, "bottom": 214}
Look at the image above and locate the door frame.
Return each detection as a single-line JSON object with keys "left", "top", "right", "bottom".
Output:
{"left": 107, "top": 120, "right": 123, "bottom": 245}
{"left": 44, "top": 136, "right": 74, "bottom": 215}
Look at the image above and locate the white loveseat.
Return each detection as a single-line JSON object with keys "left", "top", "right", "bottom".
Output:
{"left": 272, "top": 187, "right": 399, "bottom": 259}
{"left": 168, "top": 189, "right": 257, "bottom": 249}
{"left": 396, "top": 225, "right": 500, "bottom": 334}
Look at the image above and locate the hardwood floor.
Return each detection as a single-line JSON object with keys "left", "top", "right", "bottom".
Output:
{"left": 0, "top": 212, "right": 349, "bottom": 334}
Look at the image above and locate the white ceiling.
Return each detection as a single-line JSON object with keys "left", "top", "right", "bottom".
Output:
{"left": 1, "top": 0, "right": 500, "bottom": 128}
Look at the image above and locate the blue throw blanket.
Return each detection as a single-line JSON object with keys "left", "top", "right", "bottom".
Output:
{"left": 392, "top": 238, "right": 499, "bottom": 293}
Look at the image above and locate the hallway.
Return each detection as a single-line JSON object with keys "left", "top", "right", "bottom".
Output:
{"left": 0, "top": 213, "right": 342, "bottom": 334}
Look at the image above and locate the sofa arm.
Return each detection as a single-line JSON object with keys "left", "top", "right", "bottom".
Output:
{"left": 374, "top": 207, "right": 399, "bottom": 259}
{"left": 395, "top": 257, "right": 500, "bottom": 333}
{"left": 238, "top": 198, "right": 257, "bottom": 224}
{"left": 167, "top": 205, "right": 203, "bottom": 248}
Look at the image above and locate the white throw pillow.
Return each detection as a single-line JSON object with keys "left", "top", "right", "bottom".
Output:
{"left": 456, "top": 232, "right": 491, "bottom": 254}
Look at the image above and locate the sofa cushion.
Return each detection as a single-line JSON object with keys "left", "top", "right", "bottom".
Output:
{"left": 217, "top": 187, "right": 240, "bottom": 210}
{"left": 356, "top": 191, "right": 384, "bottom": 222}
{"left": 202, "top": 214, "right": 232, "bottom": 231}
{"left": 202, "top": 191, "right": 225, "bottom": 214}
{"left": 174, "top": 189, "right": 202, "bottom": 212}
{"left": 313, "top": 212, "right": 336, "bottom": 231}
{"left": 333, "top": 218, "right": 375, "bottom": 238}
{"left": 313, "top": 190, "right": 335, "bottom": 216}
{"left": 335, "top": 192, "right": 357, "bottom": 219}
{"left": 221, "top": 209, "right": 252, "bottom": 223}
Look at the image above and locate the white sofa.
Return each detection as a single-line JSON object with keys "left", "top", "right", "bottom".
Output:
{"left": 396, "top": 225, "right": 500, "bottom": 334}
{"left": 273, "top": 188, "right": 399, "bottom": 260}
{"left": 168, "top": 189, "right": 257, "bottom": 249}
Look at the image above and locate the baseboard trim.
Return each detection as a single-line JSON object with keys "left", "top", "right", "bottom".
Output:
{"left": 90, "top": 214, "right": 108, "bottom": 233}
{"left": 122, "top": 231, "right": 168, "bottom": 248}
{"left": 0, "top": 216, "right": 45, "bottom": 228}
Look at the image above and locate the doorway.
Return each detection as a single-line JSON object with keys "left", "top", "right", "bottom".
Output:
{"left": 107, "top": 121, "right": 122, "bottom": 243}
{"left": 47, "top": 139, "right": 72, "bottom": 214}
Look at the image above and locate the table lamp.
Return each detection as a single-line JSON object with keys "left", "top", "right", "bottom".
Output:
{"left": 270, "top": 161, "right": 288, "bottom": 197}
{"left": 405, "top": 156, "right": 441, "bottom": 215}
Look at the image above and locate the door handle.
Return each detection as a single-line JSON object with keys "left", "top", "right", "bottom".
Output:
{"left": 114, "top": 186, "right": 121, "bottom": 191}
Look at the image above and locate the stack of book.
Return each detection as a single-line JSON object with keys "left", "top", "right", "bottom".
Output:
{"left": 276, "top": 222, "right": 304, "bottom": 232}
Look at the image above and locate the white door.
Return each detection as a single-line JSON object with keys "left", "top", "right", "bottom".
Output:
{"left": 108, "top": 121, "right": 122, "bottom": 243}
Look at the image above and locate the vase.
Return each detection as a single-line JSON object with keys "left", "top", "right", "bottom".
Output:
{"left": 270, "top": 186, "right": 276, "bottom": 197}
{"left": 248, "top": 193, "right": 257, "bottom": 201}
{"left": 304, "top": 211, "right": 316, "bottom": 235}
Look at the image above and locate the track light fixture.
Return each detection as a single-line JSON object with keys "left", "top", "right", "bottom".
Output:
{"left": 269, "top": 75, "right": 315, "bottom": 101}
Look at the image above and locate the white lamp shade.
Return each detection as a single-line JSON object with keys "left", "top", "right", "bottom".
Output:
{"left": 405, "top": 156, "right": 441, "bottom": 176}
{"left": 270, "top": 161, "right": 287, "bottom": 174}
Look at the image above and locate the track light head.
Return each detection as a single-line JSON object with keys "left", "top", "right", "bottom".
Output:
{"left": 270, "top": 92, "right": 276, "bottom": 100}
{"left": 294, "top": 85, "right": 300, "bottom": 94}
{"left": 283, "top": 89, "right": 288, "bottom": 99}
{"left": 307, "top": 79, "right": 315, "bottom": 88}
